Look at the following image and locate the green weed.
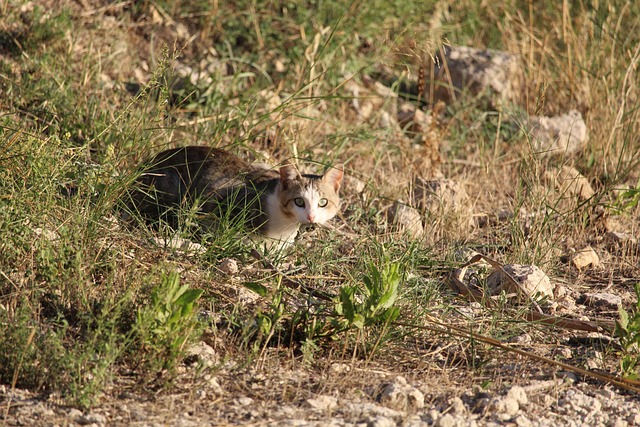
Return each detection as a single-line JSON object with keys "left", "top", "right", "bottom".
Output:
{"left": 133, "top": 272, "right": 204, "bottom": 375}
{"left": 615, "top": 283, "right": 640, "bottom": 380}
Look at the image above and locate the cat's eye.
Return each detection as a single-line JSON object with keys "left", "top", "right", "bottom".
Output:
{"left": 318, "top": 198, "right": 328, "bottom": 207}
{"left": 294, "top": 197, "right": 305, "bottom": 207}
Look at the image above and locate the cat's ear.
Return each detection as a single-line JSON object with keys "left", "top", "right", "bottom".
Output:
{"left": 323, "top": 165, "right": 344, "bottom": 193}
{"left": 279, "top": 165, "right": 300, "bottom": 188}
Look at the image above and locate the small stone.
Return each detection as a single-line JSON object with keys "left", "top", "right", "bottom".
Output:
{"left": 506, "top": 386, "right": 528, "bottom": 405}
{"left": 413, "top": 178, "right": 469, "bottom": 215}
{"left": 307, "top": 395, "right": 338, "bottom": 411}
{"left": 69, "top": 408, "right": 84, "bottom": 419}
{"left": 367, "top": 415, "right": 397, "bottom": 427}
{"left": 544, "top": 166, "right": 594, "bottom": 201}
{"left": 449, "top": 396, "right": 467, "bottom": 415}
{"left": 579, "top": 292, "right": 622, "bottom": 309}
{"left": 219, "top": 258, "right": 239, "bottom": 275}
{"left": 187, "top": 341, "right": 218, "bottom": 367}
{"left": 77, "top": 413, "right": 107, "bottom": 426}
{"left": 486, "top": 264, "right": 554, "bottom": 300}
{"left": 557, "top": 371, "right": 577, "bottom": 383}
{"left": 397, "top": 102, "right": 433, "bottom": 138}
{"left": 527, "top": 110, "right": 588, "bottom": 156}
{"left": 432, "top": 46, "right": 523, "bottom": 106}
{"left": 378, "top": 376, "right": 425, "bottom": 411}
{"left": 495, "top": 396, "right": 520, "bottom": 416}
{"left": 329, "top": 363, "right": 352, "bottom": 374}
{"left": 562, "top": 246, "right": 600, "bottom": 269}
{"left": 388, "top": 201, "right": 424, "bottom": 239}
{"left": 628, "top": 413, "right": 640, "bottom": 425}
{"left": 435, "top": 413, "right": 456, "bottom": 427}
{"left": 237, "top": 396, "right": 254, "bottom": 406}
{"left": 515, "top": 414, "right": 533, "bottom": 427}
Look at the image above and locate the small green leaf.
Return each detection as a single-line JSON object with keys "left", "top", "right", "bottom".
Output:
{"left": 243, "top": 282, "right": 268, "bottom": 296}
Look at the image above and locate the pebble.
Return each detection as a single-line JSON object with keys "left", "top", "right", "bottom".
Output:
{"left": 219, "top": 258, "right": 239, "bottom": 275}
{"left": 378, "top": 376, "right": 425, "bottom": 411}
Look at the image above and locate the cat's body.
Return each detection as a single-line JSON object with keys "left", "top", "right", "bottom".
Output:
{"left": 125, "top": 146, "right": 343, "bottom": 248}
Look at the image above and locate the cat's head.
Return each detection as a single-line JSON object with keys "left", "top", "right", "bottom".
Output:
{"left": 277, "top": 164, "right": 343, "bottom": 225}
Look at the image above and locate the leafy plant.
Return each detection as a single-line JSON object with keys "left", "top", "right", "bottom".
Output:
{"left": 615, "top": 283, "right": 640, "bottom": 379}
{"left": 334, "top": 260, "right": 402, "bottom": 330}
{"left": 611, "top": 180, "right": 640, "bottom": 214}
{"left": 134, "top": 272, "right": 203, "bottom": 373}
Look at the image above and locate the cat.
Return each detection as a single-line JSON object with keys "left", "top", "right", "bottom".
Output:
{"left": 124, "top": 146, "right": 343, "bottom": 249}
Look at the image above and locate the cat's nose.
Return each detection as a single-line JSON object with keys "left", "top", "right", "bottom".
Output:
{"left": 307, "top": 213, "right": 316, "bottom": 222}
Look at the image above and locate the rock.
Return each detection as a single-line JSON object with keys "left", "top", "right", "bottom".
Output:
{"left": 449, "top": 396, "right": 467, "bottom": 415}
{"left": 186, "top": 341, "right": 219, "bottom": 367}
{"left": 77, "top": 412, "right": 107, "bottom": 425}
{"left": 489, "top": 395, "right": 520, "bottom": 417}
{"left": 307, "top": 395, "right": 338, "bottom": 411}
{"left": 397, "top": 102, "right": 433, "bottom": 138}
{"left": 487, "top": 264, "right": 554, "bottom": 300}
{"left": 435, "top": 413, "right": 456, "bottom": 427}
{"left": 388, "top": 201, "right": 424, "bottom": 239}
{"left": 557, "top": 371, "right": 578, "bottom": 383}
{"left": 506, "top": 386, "right": 528, "bottom": 405}
{"left": 563, "top": 246, "right": 600, "bottom": 269}
{"left": 219, "top": 258, "right": 239, "bottom": 275}
{"left": 33, "top": 227, "right": 59, "bottom": 242}
{"left": 432, "top": 46, "right": 523, "bottom": 106}
{"left": 544, "top": 166, "right": 594, "bottom": 201}
{"left": 527, "top": 110, "right": 588, "bottom": 156}
{"left": 69, "top": 408, "right": 84, "bottom": 419}
{"left": 413, "top": 178, "right": 469, "bottom": 216}
{"left": 344, "top": 75, "right": 398, "bottom": 127}
{"left": 154, "top": 236, "right": 205, "bottom": 254}
{"left": 628, "top": 413, "right": 640, "bottom": 425}
{"left": 378, "top": 376, "right": 425, "bottom": 411}
{"left": 579, "top": 292, "right": 622, "bottom": 310}
{"left": 236, "top": 396, "right": 254, "bottom": 406}
{"left": 515, "top": 414, "right": 533, "bottom": 427}
{"left": 366, "top": 415, "right": 397, "bottom": 427}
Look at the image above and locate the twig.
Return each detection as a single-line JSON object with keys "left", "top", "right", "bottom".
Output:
{"left": 393, "top": 318, "right": 640, "bottom": 393}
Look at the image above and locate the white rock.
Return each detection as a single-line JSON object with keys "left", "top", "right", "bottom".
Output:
{"left": 433, "top": 46, "right": 523, "bottom": 106}
{"left": 366, "top": 415, "right": 397, "bottom": 427}
{"left": 489, "top": 395, "right": 520, "bottom": 417}
{"left": 187, "top": 341, "right": 219, "bottom": 367}
{"left": 218, "top": 258, "right": 239, "bottom": 275}
{"left": 527, "top": 110, "right": 588, "bottom": 156}
{"left": 506, "top": 386, "right": 528, "bottom": 405}
{"left": 449, "top": 396, "right": 467, "bottom": 415}
{"left": 378, "top": 376, "right": 425, "bottom": 411}
{"left": 237, "top": 396, "right": 254, "bottom": 406}
{"left": 515, "top": 414, "right": 533, "bottom": 427}
{"left": 413, "top": 178, "right": 469, "bottom": 214}
{"left": 487, "top": 264, "right": 554, "bottom": 300}
{"left": 435, "top": 413, "right": 457, "bottom": 427}
{"left": 565, "top": 246, "right": 600, "bottom": 269}
{"left": 545, "top": 166, "right": 594, "bottom": 201}
{"left": 307, "top": 395, "right": 338, "bottom": 411}
{"left": 154, "top": 236, "right": 205, "bottom": 254}
{"left": 388, "top": 201, "right": 424, "bottom": 239}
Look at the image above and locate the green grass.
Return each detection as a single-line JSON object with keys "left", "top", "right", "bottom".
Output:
{"left": 1, "top": 0, "right": 640, "bottom": 414}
